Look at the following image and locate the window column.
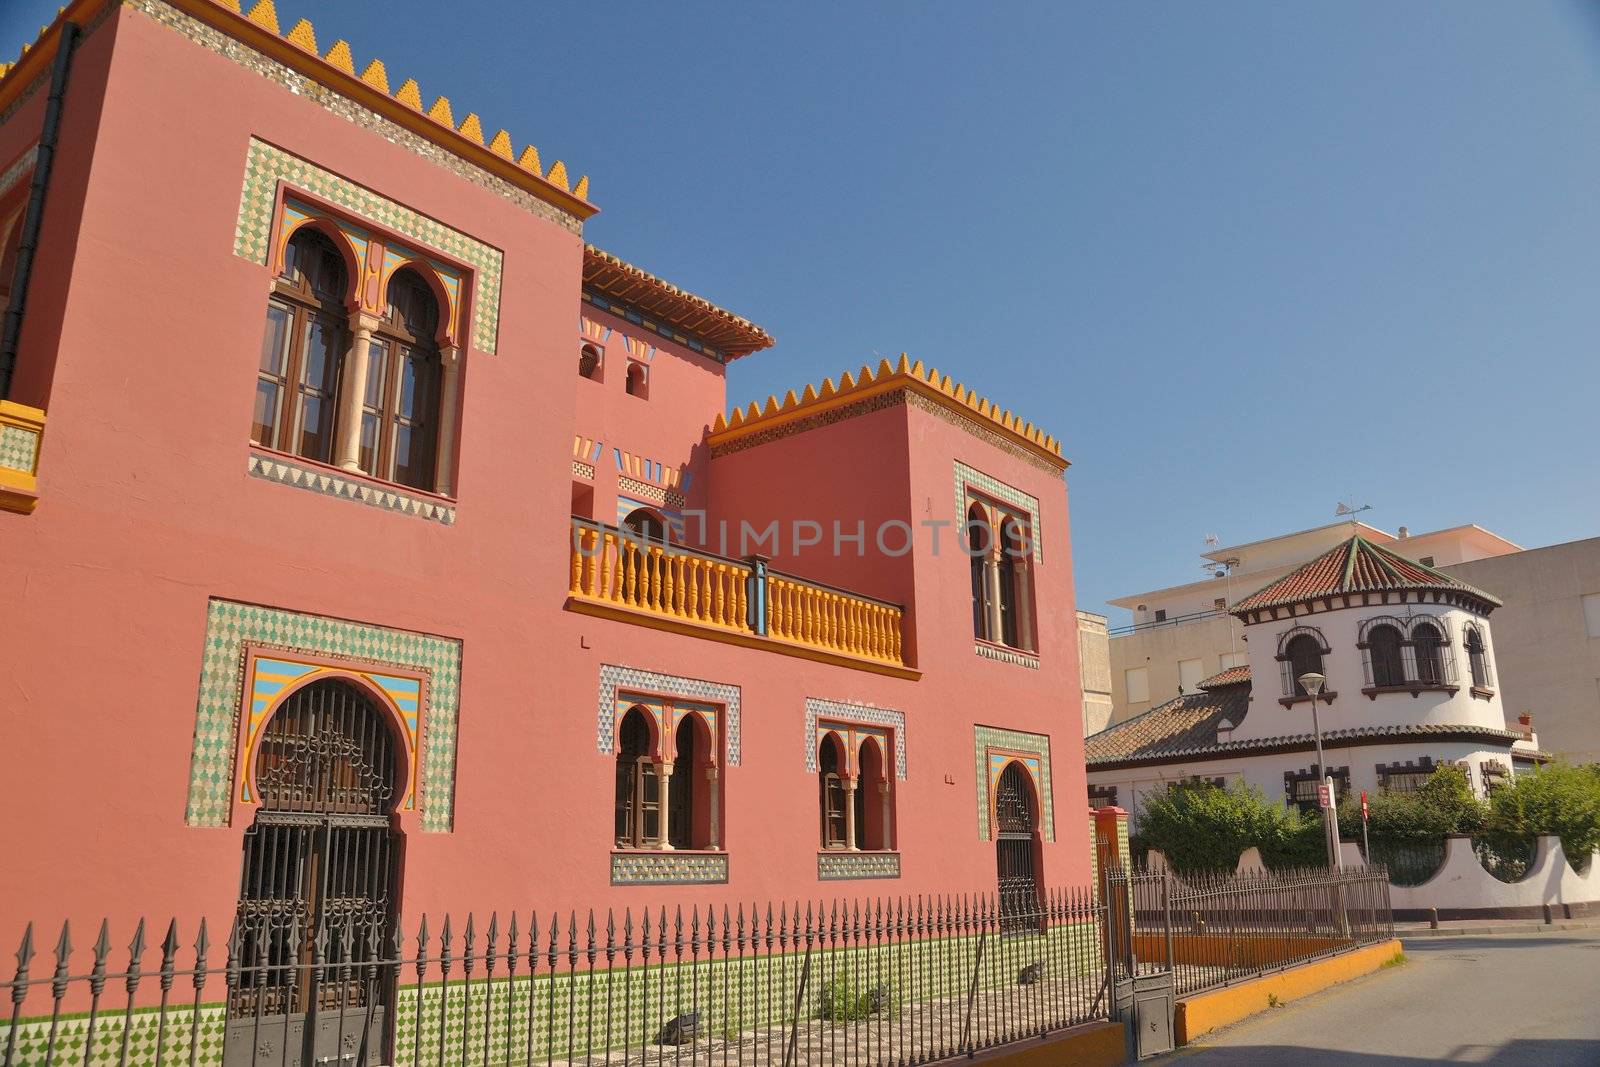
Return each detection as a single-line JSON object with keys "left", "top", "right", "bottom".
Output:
{"left": 878, "top": 780, "right": 893, "bottom": 850}
{"left": 334, "top": 312, "right": 382, "bottom": 473}
{"left": 1014, "top": 557, "right": 1035, "bottom": 652}
{"left": 656, "top": 760, "right": 674, "bottom": 849}
{"left": 434, "top": 344, "right": 463, "bottom": 496}
{"left": 984, "top": 551, "right": 1004, "bottom": 641}
{"left": 843, "top": 777, "right": 859, "bottom": 851}
{"left": 706, "top": 764, "right": 721, "bottom": 850}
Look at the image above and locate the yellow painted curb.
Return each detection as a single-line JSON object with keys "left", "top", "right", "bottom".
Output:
{"left": 964, "top": 1020, "right": 1127, "bottom": 1067}
{"left": 1175, "top": 938, "right": 1404, "bottom": 1044}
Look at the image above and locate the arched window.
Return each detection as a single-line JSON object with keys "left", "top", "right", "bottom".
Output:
{"left": 625, "top": 361, "right": 648, "bottom": 398}
{"left": 360, "top": 269, "right": 443, "bottom": 489}
{"left": 255, "top": 228, "right": 351, "bottom": 462}
{"left": 1411, "top": 621, "right": 1445, "bottom": 684}
{"left": 579, "top": 343, "right": 602, "bottom": 380}
{"left": 1465, "top": 625, "right": 1492, "bottom": 688}
{"left": 857, "top": 735, "right": 892, "bottom": 851}
{"left": 0, "top": 203, "right": 23, "bottom": 312}
{"left": 1367, "top": 624, "right": 1405, "bottom": 687}
{"left": 614, "top": 708, "right": 660, "bottom": 849}
{"left": 1285, "top": 633, "right": 1325, "bottom": 697}
{"left": 966, "top": 504, "right": 994, "bottom": 641}
{"left": 667, "top": 714, "right": 701, "bottom": 850}
{"left": 623, "top": 506, "right": 669, "bottom": 544}
{"left": 994, "top": 762, "right": 1041, "bottom": 932}
{"left": 818, "top": 733, "right": 848, "bottom": 850}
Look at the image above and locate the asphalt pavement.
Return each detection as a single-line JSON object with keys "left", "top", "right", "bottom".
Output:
{"left": 1161, "top": 929, "right": 1600, "bottom": 1065}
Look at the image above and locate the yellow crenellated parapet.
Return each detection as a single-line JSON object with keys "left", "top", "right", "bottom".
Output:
{"left": 0, "top": 400, "right": 45, "bottom": 514}
{"left": 0, "top": 1, "right": 595, "bottom": 214}
{"left": 709, "top": 353, "right": 1066, "bottom": 466}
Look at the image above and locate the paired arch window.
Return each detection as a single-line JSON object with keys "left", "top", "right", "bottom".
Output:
{"left": 966, "top": 500, "right": 1036, "bottom": 652}
{"left": 816, "top": 728, "right": 894, "bottom": 852}
{"left": 1357, "top": 615, "right": 1460, "bottom": 688}
{"left": 613, "top": 704, "right": 721, "bottom": 851}
{"left": 253, "top": 218, "right": 463, "bottom": 495}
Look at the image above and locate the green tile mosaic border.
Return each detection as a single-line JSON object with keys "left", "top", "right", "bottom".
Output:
{"left": 184, "top": 598, "right": 463, "bottom": 832}
{"left": 610, "top": 851, "right": 729, "bottom": 885}
{"left": 818, "top": 851, "right": 902, "bottom": 880}
{"left": 233, "top": 138, "right": 504, "bottom": 355}
{"left": 973, "top": 725, "right": 1056, "bottom": 842}
{"left": 954, "top": 460, "right": 1043, "bottom": 563}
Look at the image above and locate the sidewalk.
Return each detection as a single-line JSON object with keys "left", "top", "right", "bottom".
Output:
{"left": 1397, "top": 916, "right": 1600, "bottom": 938}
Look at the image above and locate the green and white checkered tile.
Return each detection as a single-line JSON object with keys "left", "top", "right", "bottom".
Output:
{"left": 233, "top": 139, "right": 504, "bottom": 355}
{"left": 184, "top": 599, "right": 463, "bottom": 832}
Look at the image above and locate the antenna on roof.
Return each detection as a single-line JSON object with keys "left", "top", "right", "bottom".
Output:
{"left": 1335, "top": 501, "right": 1372, "bottom": 518}
{"left": 1203, "top": 533, "right": 1219, "bottom": 547}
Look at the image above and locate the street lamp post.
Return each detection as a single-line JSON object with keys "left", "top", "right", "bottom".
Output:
{"left": 1297, "top": 672, "right": 1343, "bottom": 871}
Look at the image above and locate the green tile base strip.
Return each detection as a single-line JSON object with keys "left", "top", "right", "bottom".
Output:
{"left": 184, "top": 598, "right": 463, "bottom": 831}
{"left": 0, "top": 926, "right": 1101, "bottom": 1066}
{"left": 974, "top": 725, "right": 1056, "bottom": 842}
{"left": 234, "top": 138, "right": 504, "bottom": 355}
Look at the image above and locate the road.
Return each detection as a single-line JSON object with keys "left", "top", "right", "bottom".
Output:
{"left": 1165, "top": 930, "right": 1600, "bottom": 1065}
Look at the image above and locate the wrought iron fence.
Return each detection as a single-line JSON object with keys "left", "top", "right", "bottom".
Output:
{"left": 2, "top": 866, "right": 1391, "bottom": 1067}
{"left": 1117, "top": 864, "right": 1394, "bottom": 999}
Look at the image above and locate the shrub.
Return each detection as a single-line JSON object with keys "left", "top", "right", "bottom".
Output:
{"left": 1136, "top": 781, "right": 1295, "bottom": 875}
{"left": 1485, "top": 761, "right": 1600, "bottom": 863}
{"left": 1339, "top": 765, "right": 1485, "bottom": 846}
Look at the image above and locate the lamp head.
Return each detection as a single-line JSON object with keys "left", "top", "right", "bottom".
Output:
{"left": 1298, "top": 672, "right": 1326, "bottom": 698}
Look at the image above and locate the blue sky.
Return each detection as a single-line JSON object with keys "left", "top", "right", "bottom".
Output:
{"left": 5, "top": 1, "right": 1598, "bottom": 618}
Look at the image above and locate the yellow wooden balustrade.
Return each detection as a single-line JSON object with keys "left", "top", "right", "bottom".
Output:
{"left": 568, "top": 525, "right": 908, "bottom": 670}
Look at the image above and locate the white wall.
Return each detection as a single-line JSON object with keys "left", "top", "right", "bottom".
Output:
{"left": 1231, "top": 600, "right": 1507, "bottom": 744}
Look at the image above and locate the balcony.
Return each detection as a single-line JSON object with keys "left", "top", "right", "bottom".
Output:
{"left": 567, "top": 521, "right": 915, "bottom": 677}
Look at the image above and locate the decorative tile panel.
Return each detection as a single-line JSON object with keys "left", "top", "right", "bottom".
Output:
{"left": 610, "top": 851, "right": 728, "bottom": 885}
{"left": 804, "top": 699, "right": 907, "bottom": 779}
{"left": 954, "top": 460, "right": 1042, "bottom": 563}
{"left": 247, "top": 451, "right": 456, "bottom": 524}
{"left": 973, "top": 726, "right": 1055, "bottom": 842}
{"left": 818, "top": 851, "right": 902, "bottom": 881}
{"left": 233, "top": 138, "right": 504, "bottom": 354}
{"left": 597, "top": 664, "right": 741, "bottom": 765}
{"left": 572, "top": 460, "right": 595, "bottom": 480}
{"left": 975, "top": 643, "right": 1040, "bottom": 669}
{"left": 185, "top": 599, "right": 463, "bottom": 832}
{"left": 0, "top": 420, "right": 38, "bottom": 473}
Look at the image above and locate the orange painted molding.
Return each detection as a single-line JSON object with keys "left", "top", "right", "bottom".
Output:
{"left": 963, "top": 1020, "right": 1126, "bottom": 1067}
{"left": 1173, "top": 938, "right": 1403, "bottom": 1045}
{"left": 0, "top": 400, "right": 45, "bottom": 515}
{"left": 565, "top": 596, "right": 923, "bottom": 680}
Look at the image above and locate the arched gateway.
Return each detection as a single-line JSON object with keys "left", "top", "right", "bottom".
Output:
{"left": 225, "top": 678, "right": 402, "bottom": 1067}
{"left": 994, "top": 761, "right": 1043, "bottom": 933}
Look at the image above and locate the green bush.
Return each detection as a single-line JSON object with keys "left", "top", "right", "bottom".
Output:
{"left": 1338, "top": 765, "right": 1485, "bottom": 845}
{"left": 1136, "top": 781, "right": 1296, "bottom": 875}
{"left": 1484, "top": 761, "right": 1600, "bottom": 863}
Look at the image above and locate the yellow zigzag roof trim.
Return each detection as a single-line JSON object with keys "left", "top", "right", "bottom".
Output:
{"left": 0, "top": 1, "right": 596, "bottom": 217}
{"left": 710, "top": 354, "right": 1066, "bottom": 464}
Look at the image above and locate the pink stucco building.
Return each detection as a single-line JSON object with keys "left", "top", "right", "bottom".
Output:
{"left": 0, "top": 0, "right": 1086, "bottom": 960}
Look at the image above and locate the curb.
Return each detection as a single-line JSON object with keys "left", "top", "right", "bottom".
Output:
{"left": 1399, "top": 921, "right": 1600, "bottom": 939}
{"left": 1173, "top": 939, "right": 1403, "bottom": 1045}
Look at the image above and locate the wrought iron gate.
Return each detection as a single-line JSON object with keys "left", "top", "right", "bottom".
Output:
{"left": 225, "top": 678, "right": 400, "bottom": 1067}
{"left": 994, "top": 762, "right": 1040, "bottom": 934}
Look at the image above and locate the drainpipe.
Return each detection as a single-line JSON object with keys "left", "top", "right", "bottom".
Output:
{"left": 0, "top": 22, "right": 80, "bottom": 400}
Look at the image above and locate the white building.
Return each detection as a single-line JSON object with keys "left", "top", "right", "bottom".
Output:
{"left": 1105, "top": 521, "right": 1520, "bottom": 726}
{"left": 1086, "top": 534, "right": 1546, "bottom": 824}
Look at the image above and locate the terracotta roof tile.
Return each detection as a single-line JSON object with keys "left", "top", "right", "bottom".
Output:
{"left": 1230, "top": 534, "right": 1500, "bottom": 615}
{"left": 1084, "top": 686, "right": 1252, "bottom": 763}
{"left": 582, "top": 246, "right": 774, "bottom": 360}
{"left": 1197, "top": 665, "right": 1250, "bottom": 691}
